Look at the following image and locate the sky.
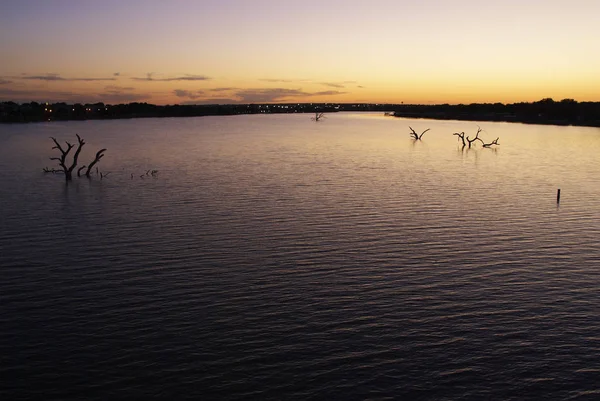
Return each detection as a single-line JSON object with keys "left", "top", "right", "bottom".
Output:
{"left": 1, "top": 0, "right": 600, "bottom": 105}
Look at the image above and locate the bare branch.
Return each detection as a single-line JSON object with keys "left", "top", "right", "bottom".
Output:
{"left": 311, "top": 112, "right": 325, "bottom": 121}
{"left": 466, "top": 126, "right": 483, "bottom": 148}
{"left": 483, "top": 137, "right": 500, "bottom": 148}
{"left": 409, "top": 126, "right": 418, "bottom": 140}
{"left": 453, "top": 132, "right": 466, "bottom": 147}
{"left": 50, "top": 137, "right": 65, "bottom": 153}
{"left": 49, "top": 136, "right": 75, "bottom": 181}
{"left": 85, "top": 148, "right": 107, "bottom": 177}
{"left": 66, "top": 134, "right": 85, "bottom": 177}
{"left": 77, "top": 165, "right": 87, "bottom": 177}
{"left": 43, "top": 167, "right": 64, "bottom": 173}
{"left": 410, "top": 126, "right": 430, "bottom": 140}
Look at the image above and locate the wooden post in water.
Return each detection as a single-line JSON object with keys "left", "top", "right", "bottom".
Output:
{"left": 557, "top": 189, "right": 561, "bottom": 204}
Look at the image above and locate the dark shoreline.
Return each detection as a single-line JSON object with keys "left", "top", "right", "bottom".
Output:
{"left": 1, "top": 98, "right": 599, "bottom": 128}
{"left": 389, "top": 98, "right": 600, "bottom": 128}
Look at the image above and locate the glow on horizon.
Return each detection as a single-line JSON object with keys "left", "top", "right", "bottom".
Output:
{"left": 1, "top": 0, "right": 600, "bottom": 105}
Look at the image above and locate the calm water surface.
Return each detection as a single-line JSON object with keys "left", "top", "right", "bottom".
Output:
{"left": 1, "top": 113, "right": 600, "bottom": 400}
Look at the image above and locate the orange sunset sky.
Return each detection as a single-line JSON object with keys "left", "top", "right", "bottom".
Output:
{"left": 1, "top": 0, "right": 599, "bottom": 105}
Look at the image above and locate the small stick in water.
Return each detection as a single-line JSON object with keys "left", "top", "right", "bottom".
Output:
{"left": 557, "top": 189, "right": 561, "bottom": 204}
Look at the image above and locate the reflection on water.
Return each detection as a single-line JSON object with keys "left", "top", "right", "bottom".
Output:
{"left": 1, "top": 114, "right": 600, "bottom": 400}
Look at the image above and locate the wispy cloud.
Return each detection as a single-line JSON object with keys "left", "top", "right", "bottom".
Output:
{"left": 0, "top": 88, "right": 78, "bottom": 102}
{"left": 209, "top": 87, "right": 238, "bottom": 92}
{"left": 105, "top": 85, "right": 135, "bottom": 92}
{"left": 259, "top": 78, "right": 311, "bottom": 83}
{"left": 174, "top": 89, "right": 204, "bottom": 99}
{"left": 20, "top": 73, "right": 116, "bottom": 82}
{"left": 235, "top": 88, "right": 310, "bottom": 102}
{"left": 180, "top": 98, "right": 240, "bottom": 105}
{"left": 0, "top": 87, "right": 149, "bottom": 104}
{"left": 234, "top": 88, "right": 347, "bottom": 103}
{"left": 319, "top": 81, "right": 359, "bottom": 89}
{"left": 262, "top": 79, "right": 359, "bottom": 89}
{"left": 314, "top": 90, "right": 348, "bottom": 96}
{"left": 132, "top": 73, "right": 211, "bottom": 82}
{"left": 96, "top": 92, "right": 150, "bottom": 103}
{"left": 319, "top": 82, "right": 345, "bottom": 88}
{"left": 0, "top": 79, "right": 12, "bottom": 85}
{"left": 260, "top": 78, "right": 295, "bottom": 83}
{"left": 100, "top": 85, "right": 149, "bottom": 102}
{"left": 113, "top": 72, "right": 120, "bottom": 77}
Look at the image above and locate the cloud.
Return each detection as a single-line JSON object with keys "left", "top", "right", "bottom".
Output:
{"left": 179, "top": 98, "right": 239, "bottom": 105}
{"left": 0, "top": 79, "right": 12, "bottom": 85}
{"left": 132, "top": 72, "right": 211, "bottom": 82}
{"left": 313, "top": 90, "right": 348, "bottom": 96}
{"left": 233, "top": 88, "right": 347, "bottom": 103}
{"left": 104, "top": 85, "right": 135, "bottom": 92}
{"left": 95, "top": 92, "right": 150, "bottom": 103}
{"left": 319, "top": 80, "right": 359, "bottom": 89}
{"left": 20, "top": 73, "right": 64, "bottom": 81}
{"left": 259, "top": 78, "right": 311, "bottom": 83}
{"left": 113, "top": 72, "right": 120, "bottom": 76}
{"left": 174, "top": 89, "right": 204, "bottom": 99}
{"left": 235, "top": 88, "right": 311, "bottom": 103}
{"left": 260, "top": 78, "right": 295, "bottom": 83}
{"left": 262, "top": 79, "right": 359, "bottom": 89}
{"left": 180, "top": 87, "right": 350, "bottom": 104}
{"left": 20, "top": 73, "right": 116, "bottom": 82}
{"left": 0, "top": 87, "right": 81, "bottom": 103}
{"left": 170, "top": 75, "right": 211, "bottom": 81}
{"left": 99, "top": 85, "right": 149, "bottom": 102}
{"left": 131, "top": 73, "right": 154, "bottom": 81}
{"left": 357, "top": 85, "right": 365, "bottom": 88}
{"left": 209, "top": 87, "right": 238, "bottom": 92}
{"left": 0, "top": 87, "right": 149, "bottom": 104}
{"left": 319, "top": 82, "right": 345, "bottom": 88}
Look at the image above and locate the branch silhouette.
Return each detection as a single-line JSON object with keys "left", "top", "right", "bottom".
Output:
{"left": 85, "top": 148, "right": 107, "bottom": 177}
{"left": 311, "top": 112, "right": 325, "bottom": 121}
{"left": 47, "top": 135, "right": 107, "bottom": 182}
{"left": 409, "top": 126, "right": 430, "bottom": 140}
{"left": 49, "top": 134, "right": 84, "bottom": 181}
{"left": 453, "top": 126, "right": 500, "bottom": 149}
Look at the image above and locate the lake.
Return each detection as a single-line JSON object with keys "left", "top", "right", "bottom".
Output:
{"left": 1, "top": 113, "right": 599, "bottom": 400}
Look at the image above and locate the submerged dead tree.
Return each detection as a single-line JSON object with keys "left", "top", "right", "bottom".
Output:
{"left": 409, "top": 126, "right": 430, "bottom": 140}
{"left": 311, "top": 112, "right": 325, "bottom": 121}
{"left": 47, "top": 134, "right": 107, "bottom": 182}
{"left": 50, "top": 134, "right": 85, "bottom": 181}
{"left": 453, "top": 126, "right": 499, "bottom": 149}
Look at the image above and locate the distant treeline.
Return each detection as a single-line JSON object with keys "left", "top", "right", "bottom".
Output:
{"left": 389, "top": 98, "right": 600, "bottom": 127}
{"left": 1, "top": 98, "right": 599, "bottom": 127}
{"left": 0, "top": 102, "right": 343, "bottom": 123}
